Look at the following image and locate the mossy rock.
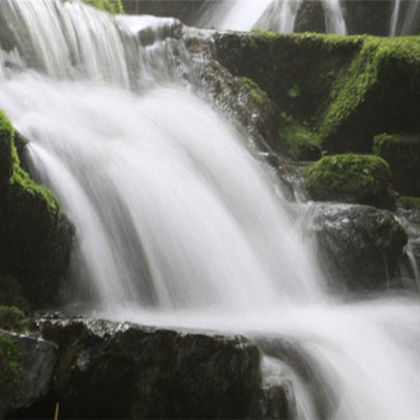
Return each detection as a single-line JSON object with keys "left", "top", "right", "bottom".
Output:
{"left": 0, "top": 111, "right": 74, "bottom": 310}
{"left": 214, "top": 32, "right": 420, "bottom": 154}
{"left": 82, "top": 0, "right": 124, "bottom": 14}
{"left": 278, "top": 122, "right": 321, "bottom": 161}
{"left": 0, "top": 334, "right": 23, "bottom": 412}
{"left": 0, "top": 306, "right": 26, "bottom": 332}
{"left": 373, "top": 133, "right": 420, "bottom": 197}
{"left": 304, "top": 154, "right": 395, "bottom": 208}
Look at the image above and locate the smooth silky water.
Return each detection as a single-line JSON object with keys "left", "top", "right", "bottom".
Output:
{"left": 1, "top": 1, "right": 420, "bottom": 418}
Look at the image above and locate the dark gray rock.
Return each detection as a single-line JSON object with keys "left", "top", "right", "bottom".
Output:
{"left": 0, "top": 330, "right": 57, "bottom": 416}
{"left": 306, "top": 203, "right": 408, "bottom": 292}
{"left": 35, "top": 317, "right": 262, "bottom": 419}
{"left": 295, "top": 0, "right": 326, "bottom": 33}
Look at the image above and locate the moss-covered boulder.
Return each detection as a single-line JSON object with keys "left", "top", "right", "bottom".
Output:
{"left": 278, "top": 121, "right": 321, "bottom": 161}
{"left": 213, "top": 32, "right": 420, "bottom": 154}
{"left": 82, "top": 0, "right": 124, "bottom": 14}
{"left": 36, "top": 317, "right": 263, "bottom": 419}
{"left": 0, "top": 306, "right": 26, "bottom": 331}
{"left": 373, "top": 133, "right": 420, "bottom": 197}
{"left": 308, "top": 203, "right": 408, "bottom": 292}
{"left": 304, "top": 154, "right": 395, "bottom": 208}
{"left": 0, "top": 111, "right": 74, "bottom": 310}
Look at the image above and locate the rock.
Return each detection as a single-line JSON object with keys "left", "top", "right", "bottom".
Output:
{"left": 295, "top": 0, "right": 326, "bottom": 33}
{"left": 0, "top": 306, "right": 26, "bottom": 331}
{"left": 36, "top": 317, "right": 262, "bottom": 419}
{"left": 306, "top": 203, "right": 408, "bottom": 292}
{"left": 0, "top": 329, "right": 57, "bottom": 416}
{"left": 0, "top": 111, "right": 74, "bottom": 310}
{"left": 374, "top": 133, "right": 420, "bottom": 197}
{"left": 343, "top": 1, "right": 393, "bottom": 35}
{"left": 278, "top": 122, "right": 321, "bottom": 161}
{"left": 213, "top": 31, "right": 420, "bottom": 154}
{"left": 304, "top": 154, "right": 395, "bottom": 209}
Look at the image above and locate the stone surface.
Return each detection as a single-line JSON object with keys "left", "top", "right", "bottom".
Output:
{"left": 306, "top": 203, "right": 408, "bottom": 292}
{"left": 36, "top": 317, "right": 262, "bottom": 419}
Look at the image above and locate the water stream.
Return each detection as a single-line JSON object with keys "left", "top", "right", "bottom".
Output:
{"left": 1, "top": 1, "right": 420, "bottom": 418}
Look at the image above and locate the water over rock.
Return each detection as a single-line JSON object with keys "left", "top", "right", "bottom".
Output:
{"left": 306, "top": 203, "right": 408, "bottom": 292}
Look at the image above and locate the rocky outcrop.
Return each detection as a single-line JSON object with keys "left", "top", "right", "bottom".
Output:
{"left": 304, "top": 154, "right": 395, "bottom": 209}
{"left": 307, "top": 203, "right": 408, "bottom": 292}
{"left": 34, "top": 317, "right": 263, "bottom": 419}
{"left": 0, "top": 111, "right": 74, "bottom": 310}
{"left": 213, "top": 31, "right": 420, "bottom": 155}
{"left": 0, "top": 329, "right": 57, "bottom": 417}
{"left": 374, "top": 133, "right": 420, "bottom": 197}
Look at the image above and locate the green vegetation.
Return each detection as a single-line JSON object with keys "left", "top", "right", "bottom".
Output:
{"left": 399, "top": 196, "right": 420, "bottom": 210}
{"left": 82, "top": 0, "right": 124, "bottom": 14}
{"left": 0, "top": 334, "right": 23, "bottom": 410}
{"left": 241, "top": 77, "right": 266, "bottom": 106}
{"left": 278, "top": 123, "right": 321, "bottom": 160}
{"left": 0, "top": 306, "right": 26, "bottom": 332}
{"left": 216, "top": 32, "right": 420, "bottom": 155}
{"left": 0, "top": 111, "right": 73, "bottom": 309}
{"left": 304, "top": 154, "right": 395, "bottom": 208}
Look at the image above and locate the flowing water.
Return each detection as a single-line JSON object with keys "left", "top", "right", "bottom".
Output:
{"left": 197, "top": 0, "right": 347, "bottom": 34}
{"left": 1, "top": 1, "right": 420, "bottom": 418}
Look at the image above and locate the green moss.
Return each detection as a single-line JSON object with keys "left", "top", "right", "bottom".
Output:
{"left": 82, "top": 0, "right": 124, "bottom": 14}
{"left": 320, "top": 36, "right": 420, "bottom": 152}
{"left": 241, "top": 77, "right": 265, "bottom": 105}
{"left": 0, "top": 334, "right": 23, "bottom": 410}
{"left": 399, "top": 196, "right": 420, "bottom": 210}
{"left": 279, "top": 123, "right": 321, "bottom": 161}
{"left": 373, "top": 132, "right": 420, "bottom": 196}
{"left": 0, "top": 111, "right": 73, "bottom": 309}
{"left": 0, "top": 306, "right": 26, "bottom": 332}
{"left": 304, "top": 153, "right": 395, "bottom": 208}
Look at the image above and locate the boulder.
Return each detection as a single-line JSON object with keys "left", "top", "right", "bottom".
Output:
{"left": 0, "top": 111, "right": 74, "bottom": 310}
{"left": 213, "top": 31, "right": 420, "bottom": 153}
{"left": 35, "top": 317, "right": 262, "bottom": 419}
{"left": 343, "top": 0, "right": 393, "bottom": 35}
{"left": 373, "top": 133, "right": 420, "bottom": 197}
{"left": 0, "top": 329, "right": 57, "bottom": 416}
{"left": 307, "top": 203, "right": 408, "bottom": 292}
{"left": 304, "top": 154, "right": 395, "bottom": 209}
{"left": 295, "top": 0, "right": 326, "bottom": 33}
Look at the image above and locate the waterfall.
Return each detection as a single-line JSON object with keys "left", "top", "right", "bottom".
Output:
{"left": 1, "top": 1, "right": 420, "bottom": 418}
{"left": 198, "top": 0, "right": 347, "bottom": 34}
{"left": 390, "top": 0, "right": 420, "bottom": 35}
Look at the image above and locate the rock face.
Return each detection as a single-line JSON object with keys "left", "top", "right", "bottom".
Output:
{"left": 0, "top": 329, "right": 57, "bottom": 416}
{"left": 295, "top": 0, "right": 326, "bottom": 33}
{"left": 0, "top": 111, "right": 74, "bottom": 310}
{"left": 36, "top": 317, "right": 263, "bottom": 419}
{"left": 304, "top": 154, "right": 395, "bottom": 209}
{"left": 374, "top": 133, "right": 420, "bottom": 197}
{"left": 307, "top": 203, "right": 408, "bottom": 292}
{"left": 213, "top": 32, "right": 420, "bottom": 154}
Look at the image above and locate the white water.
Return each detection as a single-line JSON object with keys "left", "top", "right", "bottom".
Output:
{"left": 390, "top": 0, "right": 420, "bottom": 36}
{"left": 198, "top": 0, "right": 347, "bottom": 34}
{"left": 1, "top": 1, "right": 420, "bottom": 418}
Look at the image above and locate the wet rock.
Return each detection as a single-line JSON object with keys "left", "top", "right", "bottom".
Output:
{"left": 307, "top": 203, "right": 408, "bottom": 292}
{"left": 374, "top": 133, "right": 420, "bottom": 197}
{"left": 36, "top": 317, "right": 262, "bottom": 419}
{"left": 343, "top": 0, "right": 393, "bottom": 35}
{"left": 0, "top": 329, "right": 57, "bottom": 416}
{"left": 295, "top": 0, "right": 326, "bottom": 33}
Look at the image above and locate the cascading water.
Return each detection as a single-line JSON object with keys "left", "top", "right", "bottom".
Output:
{"left": 1, "top": 0, "right": 420, "bottom": 418}
{"left": 197, "top": 0, "right": 347, "bottom": 34}
{"left": 390, "top": 0, "right": 420, "bottom": 36}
